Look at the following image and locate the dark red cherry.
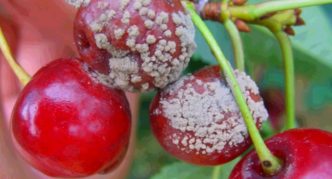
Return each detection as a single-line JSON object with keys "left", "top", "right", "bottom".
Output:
{"left": 230, "top": 128, "right": 332, "bottom": 179}
{"left": 149, "top": 66, "right": 268, "bottom": 165}
{"left": 261, "top": 88, "right": 285, "bottom": 130}
{"left": 73, "top": 0, "right": 196, "bottom": 91}
{"left": 11, "top": 58, "right": 131, "bottom": 177}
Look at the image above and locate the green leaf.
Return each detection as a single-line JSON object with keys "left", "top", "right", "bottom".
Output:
{"left": 193, "top": 21, "right": 233, "bottom": 65}
{"left": 151, "top": 162, "right": 212, "bottom": 179}
{"left": 293, "top": 7, "right": 332, "bottom": 69}
{"left": 152, "top": 158, "right": 240, "bottom": 179}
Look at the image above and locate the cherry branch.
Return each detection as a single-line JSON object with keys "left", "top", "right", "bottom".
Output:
{"left": 249, "top": 0, "right": 332, "bottom": 19}
{"left": 199, "top": 0, "right": 332, "bottom": 30}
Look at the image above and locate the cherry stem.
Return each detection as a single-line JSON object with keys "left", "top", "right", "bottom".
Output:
{"left": 223, "top": 18, "right": 245, "bottom": 71}
{"left": 211, "top": 165, "right": 221, "bottom": 179}
{"left": 229, "top": 0, "right": 332, "bottom": 21}
{"left": 185, "top": 2, "right": 281, "bottom": 175}
{"left": 212, "top": 1, "right": 244, "bottom": 177}
{"left": 0, "top": 27, "right": 30, "bottom": 86}
{"left": 274, "top": 31, "right": 296, "bottom": 130}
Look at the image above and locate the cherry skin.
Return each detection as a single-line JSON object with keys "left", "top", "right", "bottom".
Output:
{"left": 149, "top": 66, "right": 268, "bottom": 165}
{"left": 11, "top": 58, "right": 131, "bottom": 177}
{"left": 230, "top": 128, "right": 332, "bottom": 179}
{"left": 73, "top": 0, "right": 196, "bottom": 91}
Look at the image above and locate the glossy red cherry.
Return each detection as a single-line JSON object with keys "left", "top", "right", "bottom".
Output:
{"left": 230, "top": 128, "right": 332, "bottom": 179}
{"left": 149, "top": 66, "right": 268, "bottom": 165}
{"left": 11, "top": 58, "right": 131, "bottom": 177}
{"left": 73, "top": 0, "right": 196, "bottom": 91}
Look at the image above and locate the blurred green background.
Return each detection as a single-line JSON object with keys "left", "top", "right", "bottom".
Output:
{"left": 128, "top": 3, "right": 332, "bottom": 179}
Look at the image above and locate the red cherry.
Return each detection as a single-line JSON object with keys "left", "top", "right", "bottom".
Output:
{"left": 230, "top": 128, "right": 332, "bottom": 179}
{"left": 149, "top": 66, "right": 268, "bottom": 165}
{"left": 73, "top": 0, "right": 196, "bottom": 91}
{"left": 11, "top": 58, "right": 131, "bottom": 177}
{"left": 261, "top": 88, "right": 285, "bottom": 130}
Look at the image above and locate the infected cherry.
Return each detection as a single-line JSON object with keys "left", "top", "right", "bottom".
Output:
{"left": 11, "top": 58, "right": 131, "bottom": 177}
{"left": 149, "top": 66, "right": 268, "bottom": 165}
{"left": 73, "top": 0, "right": 196, "bottom": 91}
{"left": 230, "top": 128, "right": 332, "bottom": 179}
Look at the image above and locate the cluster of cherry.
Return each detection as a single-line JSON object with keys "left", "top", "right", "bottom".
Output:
{"left": 8, "top": 0, "right": 332, "bottom": 178}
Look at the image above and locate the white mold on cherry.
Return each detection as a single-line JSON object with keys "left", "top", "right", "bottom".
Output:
{"left": 66, "top": 0, "right": 91, "bottom": 8}
{"left": 157, "top": 70, "right": 268, "bottom": 155}
{"left": 76, "top": 0, "right": 196, "bottom": 92}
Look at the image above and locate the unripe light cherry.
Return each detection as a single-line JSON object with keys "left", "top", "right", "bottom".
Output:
{"left": 73, "top": 0, "right": 196, "bottom": 91}
{"left": 149, "top": 66, "right": 268, "bottom": 165}
{"left": 230, "top": 128, "right": 332, "bottom": 179}
{"left": 11, "top": 58, "right": 131, "bottom": 177}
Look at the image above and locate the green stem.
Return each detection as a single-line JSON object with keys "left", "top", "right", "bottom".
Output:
{"left": 211, "top": 1, "right": 229, "bottom": 177}
{"left": 211, "top": 166, "right": 221, "bottom": 179}
{"left": 274, "top": 31, "right": 296, "bottom": 130}
{"left": 0, "top": 27, "right": 30, "bottom": 86}
{"left": 230, "top": 0, "right": 332, "bottom": 21}
{"left": 185, "top": 2, "right": 281, "bottom": 175}
{"left": 224, "top": 19, "right": 245, "bottom": 71}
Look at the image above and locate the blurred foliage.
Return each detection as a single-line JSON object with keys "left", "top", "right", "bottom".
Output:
{"left": 151, "top": 158, "right": 239, "bottom": 179}
{"left": 152, "top": 163, "right": 213, "bottom": 179}
{"left": 129, "top": 3, "right": 332, "bottom": 179}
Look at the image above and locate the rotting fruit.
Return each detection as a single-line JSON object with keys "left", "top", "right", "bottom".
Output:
{"left": 11, "top": 58, "right": 131, "bottom": 177}
{"left": 73, "top": 0, "right": 196, "bottom": 91}
{"left": 149, "top": 65, "right": 268, "bottom": 165}
{"left": 230, "top": 128, "right": 332, "bottom": 179}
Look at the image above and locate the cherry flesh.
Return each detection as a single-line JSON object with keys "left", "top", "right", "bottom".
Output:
{"left": 11, "top": 58, "right": 131, "bottom": 177}
{"left": 230, "top": 128, "right": 332, "bottom": 179}
{"left": 149, "top": 66, "right": 268, "bottom": 165}
{"left": 73, "top": 0, "right": 196, "bottom": 91}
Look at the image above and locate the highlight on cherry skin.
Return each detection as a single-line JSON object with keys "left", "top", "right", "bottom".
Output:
{"left": 230, "top": 128, "right": 332, "bottom": 179}
{"left": 11, "top": 58, "right": 131, "bottom": 177}
{"left": 149, "top": 65, "right": 268, "bottom": 165}
{"left": 73, "top": 0, "right": 196, "bottom": 92}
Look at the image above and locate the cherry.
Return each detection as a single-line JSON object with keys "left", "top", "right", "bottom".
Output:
{"left": 73, "top": 0, "right": 196, "bottom": 91}
{"left": 11, "top": 58, "right": 131, "bottom": 177}
{"left": 261, "top": 88, "right": 285, "bottom": 130}
{"left": 230, "top": 128, "right": 332, "bottom": 179}
{"left": 149, "top": 66, "right": 268, "bottom": 165}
